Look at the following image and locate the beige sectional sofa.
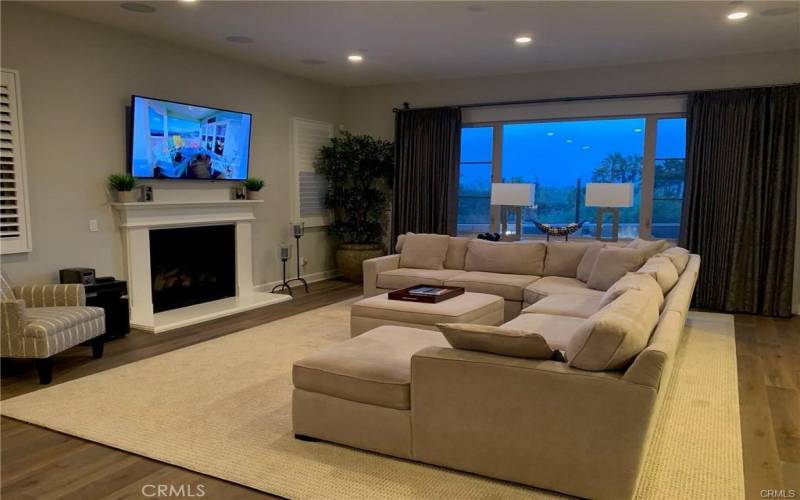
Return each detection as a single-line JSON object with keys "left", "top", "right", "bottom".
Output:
{"left": 365, "top": 236, "right": 628, "bottom": 321}
{"left": 294, "top": 234, "right": 699, "bottom": 499}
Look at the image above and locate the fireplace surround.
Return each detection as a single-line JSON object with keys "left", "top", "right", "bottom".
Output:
{"left": 112, "top": 200, "right": 290, "bottom": 333}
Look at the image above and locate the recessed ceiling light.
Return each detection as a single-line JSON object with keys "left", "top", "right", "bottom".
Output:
{"left": 348, "top": 54, "right": 364, "bottom": 63}
{"left": 582, "top": 146, "right": 591, "bottom": 150}
{"left": 633, "top": 128, "right": 642, "bottom": 132}
{"left": 546, "top": 132, "right": 555, "bottom": 136}
{"left": 565, "top": 139, "right": 573, "bottom": 144}
{"left": 727, "top": 11, "right": 748, "bottom": 20}
{"left": 515, "top": 36, "right": 533, "bottom": 45}
{"left": 225, "top": 35, "right": 254, "bottom": 44}
{"left": 120, "top": 2, "right": 156, "bottom": 13}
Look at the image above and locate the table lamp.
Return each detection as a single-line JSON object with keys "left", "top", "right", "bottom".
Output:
{"left": 585, "top": 183, "right": 634, "bottom": 241}
{"left": 490, "top": 183, "right": 535, "bottom": 241}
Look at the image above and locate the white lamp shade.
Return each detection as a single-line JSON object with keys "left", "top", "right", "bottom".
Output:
{"left": 585, "top": 183, "right": 634, "bottom": 208}
{"left": 490, "top": 183, "right": 535, "bottom": 206}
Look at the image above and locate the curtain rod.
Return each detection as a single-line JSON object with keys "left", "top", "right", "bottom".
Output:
{"left": 391, "top": 82, "right": 799, "bottom": 112}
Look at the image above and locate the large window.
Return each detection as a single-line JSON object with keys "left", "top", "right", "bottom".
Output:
{"left": 456, "top": 115, "right": 687, "bottom": 240}
{"left": 457, "top": 127, "right": 493, "bottom": 234}
{"left": 652, "top": 118, "right": 686, "bottom": 239}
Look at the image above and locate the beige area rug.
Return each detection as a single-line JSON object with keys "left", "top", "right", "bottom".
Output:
{"left": 1, "top": 301, "right": 744, "bottom": 499}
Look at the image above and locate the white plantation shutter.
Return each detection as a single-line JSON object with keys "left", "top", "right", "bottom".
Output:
{"left": 292, "top": 118, "right": 333, "bottom": 227}
{"left": 0, "top": 69, "right": 32, "bottom": 254}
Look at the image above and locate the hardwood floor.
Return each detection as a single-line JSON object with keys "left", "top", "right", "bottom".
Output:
{"left": 1, "top": 282, "right": 798, "bottom": 499}
{"left": 1, "top": 279, "right": 361, "bottom": 499}
{"left": 735, "top": 313, "right": 800, "bottom": 498}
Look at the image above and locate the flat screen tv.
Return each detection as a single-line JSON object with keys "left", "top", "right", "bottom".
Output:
{"left": 129, "top": 95, "right": 252, "bottom": 180}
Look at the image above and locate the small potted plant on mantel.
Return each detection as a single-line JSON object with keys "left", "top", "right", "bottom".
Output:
{"left": 108, "top": 173, "right": 138, "bottom": 203}
{"left": 243, "top": 178, "right": 265, "bottom": 200}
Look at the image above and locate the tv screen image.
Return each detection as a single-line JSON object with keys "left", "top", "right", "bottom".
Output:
{"left": 130, "top": 96, "right": 252, "bottom": 180}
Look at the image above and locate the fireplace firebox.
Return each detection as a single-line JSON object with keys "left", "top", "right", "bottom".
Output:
{"left": 149, "top": 225, "right": 236, "bottom": 313}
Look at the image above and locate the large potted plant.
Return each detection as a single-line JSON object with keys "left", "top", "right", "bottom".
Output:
{"left": 316, "top": 131, "right": 394, "bottom": 282}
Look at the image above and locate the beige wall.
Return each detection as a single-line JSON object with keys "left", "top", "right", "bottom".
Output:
{"left": 343, "top": 50, "right": 800, "bottom": 139}
{"left": 343, "top": 51, "right": 800, "bottom": 313}
{"left": 0, "top": 3, "right": 342, "bottom": 286}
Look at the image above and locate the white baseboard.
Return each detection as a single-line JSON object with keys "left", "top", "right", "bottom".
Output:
{"left": 254, "top": 269, "right": 341, "bottom": 293}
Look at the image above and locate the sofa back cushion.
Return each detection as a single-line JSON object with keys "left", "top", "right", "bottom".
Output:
{"left": 600, "top": 272, "right": 664, "bottom": 310}
{"left": 659, "top": 246, "right": 690, "bottom": 274}
{"left": 544, "top": 242, "right": 592, "bottom": 278}
{"left": 576, "top": 242, "right": 604, "bottom": 282}
{"left": 637, "top": 256, "right": 680, "bottom": 294}
{"left": 437, "top": 323, "right": 555, "bottom": 359}
{"left": 444, "top": 236, "right": 471, "bottom": 269}
{"left": 396, "top": 233, "right": 470, "bottom": 270}
{"left": 399, "top": 233, "right": 450, "bottom": 270}
{"left": 567, "top": 289, "right": 659, "bottom": 371}
{"left": 586, "top": 248, "right": 645, "bottom": 291}
{"left": 626, "top": 238, "right": 670, "bottom": 259}
{"left": 464, "top": 240, "right": 546, "bottom": 276}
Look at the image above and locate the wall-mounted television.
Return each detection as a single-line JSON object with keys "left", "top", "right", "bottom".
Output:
{"left": 129, "top": 95, "right": 252, "bottom": 180}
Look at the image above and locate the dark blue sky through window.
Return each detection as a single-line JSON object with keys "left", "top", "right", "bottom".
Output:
{"left": 502, "top": 118, "right": 646, "bottom": 185}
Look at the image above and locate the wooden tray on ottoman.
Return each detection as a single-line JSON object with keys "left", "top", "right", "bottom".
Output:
{"left": 388, "top": 285, "right": 465, "bottom": 304}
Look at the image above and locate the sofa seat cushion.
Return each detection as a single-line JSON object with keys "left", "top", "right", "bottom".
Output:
{"left": 444, "top": 272, "right": 540, "bottom": 301}
{"left": 293, "top": 326, "right": 449, "bottom": 410}
{"left": 501, "top": 313, "right": 586, "bottom": 351}
{"left": 521, "top": 294, "right": 604, "bottom": 318}
{"left": 23, "top": 306, "right": 105, "bottom": 337}
{"left": 376, "top": 268, "right": 464, "bottom": 291}
{"left": 523, "top": 276, "right": 604, "bottom": 305}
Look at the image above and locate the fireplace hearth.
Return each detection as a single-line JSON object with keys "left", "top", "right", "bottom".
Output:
{"left": 149, "top": 225, "right": 236, "bottom": 313}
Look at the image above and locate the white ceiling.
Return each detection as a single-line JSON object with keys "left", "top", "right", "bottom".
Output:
{"left": 35, "top": 1, "right": 800, "bottom": 87}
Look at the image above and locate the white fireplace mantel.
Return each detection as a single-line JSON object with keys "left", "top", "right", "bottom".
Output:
{"left": 112, "top": 200, "right": 290, "bottom": 333}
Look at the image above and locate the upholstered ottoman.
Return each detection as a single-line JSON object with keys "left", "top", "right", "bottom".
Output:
{"left": 293, "top": 325, "right": 449, "bottom": 458}
{"left": 349, "top": 292, "right": 504, "bottom": 337}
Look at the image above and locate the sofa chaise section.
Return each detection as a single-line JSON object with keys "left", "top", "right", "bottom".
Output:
{"left": 293, "top": 326, "right": 451, "bottom": 458}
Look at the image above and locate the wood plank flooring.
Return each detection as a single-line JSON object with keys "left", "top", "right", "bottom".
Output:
{"left": 1, "top": 281, "right": 798, "bottom": 499}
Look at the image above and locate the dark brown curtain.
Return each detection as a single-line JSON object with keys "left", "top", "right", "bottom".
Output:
{"left": 392, "top": 107, "right": 462, "bottom": 243}
{"left": 681, "top": 85, "right": 799, "bottom": 317}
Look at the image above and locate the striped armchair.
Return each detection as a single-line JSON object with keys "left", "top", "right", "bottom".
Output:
{"left": 1, "top": 273, "right": 106, "bottom": 384}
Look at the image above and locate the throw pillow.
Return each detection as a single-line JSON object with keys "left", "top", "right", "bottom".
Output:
{"left": 544, "top": 242, "right": 592, "bottom": 278}
{"left": 637, "top": 256, "right": 680, "bottom": 294}
{"left": 399, "top": 233, "right": 450, "bottom": 270}
{"left": 586, "top": 247, "right": 645, "bottom": 291}
{"left": 464, "top": 239, "right": 546, "bottom": 275}
{"left": 600, "top": 272, "right": 664, "bottom": 310}
{"left": 660, "top": 247, "right": 690, "bottom": 274}
{"left": 566, "top": 289, "right": 659, "bottom": 371}
{"left": 576, "top": 241, "right": 604, "bottom": 282}
{"left": 626, "top": 238, "right": 670, "bottom": 259}
{"left": 437, "top": 323, "right": 555, "bottom": 359}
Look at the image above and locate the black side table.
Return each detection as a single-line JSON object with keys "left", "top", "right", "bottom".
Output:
{"left": 85, "top": 280, "right": 130, "bottom": 339}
